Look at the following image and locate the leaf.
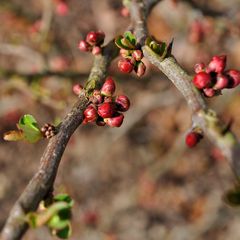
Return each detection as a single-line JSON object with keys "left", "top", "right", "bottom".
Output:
{"left": 54, "top": 194, "right": 73, "bottom": 206}
{"left": 48, "top": 215, "right": 70, "bottom": 230}
{"left": 3, "top": 130, "right": 24, "bottom": 141}
{"left": 18, "top": 114, "right": 42, "bottom": 143}
{"left": 56, "top": 224, "right": 72, "bottom": 239}
{"left": 115, "top": 36, "right": 134, "bottom": 50}
{"left": 124, "top": 31, "right": 136, "bottom": 46}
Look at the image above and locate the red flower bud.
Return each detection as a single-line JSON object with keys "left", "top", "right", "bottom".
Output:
{"left": 225, "top": 69, "right": 240, "bottom": 88}
{"left": 136, "top": 61, "right": 146, "bottom": 77}
{"left": 101, "top": 77, "right": 116, "bottom": 97}
{"left": 213, "top": 74, "right": 229, "bottom": 90}
{"left": 104, "top": 113, "right": 124, "bottom": 127}
{"left": 92, "top": 46, "right": 102, "bottom": 55}
{"left": 193, "top": 72, "right": 212, "bottom": 89}
{"left": 86, "top": 31, "right": 105, "bottom": 46}
{"left": 118, "top": 59, "right": 133, "bottom": 73}
{"left": 185, "top": 132, "right": 202, "bottom": 148}
{"left": 132, "top": 50, "right": 143, "bottom": 61}
{"left": 203, "top": 88, "right": 216, "bottom": 98}
{"left": 72, "top": 83, "right": 83, "bottom": 95}
{"left": 115, "top": 95, "right": 130, "bottom": 112}
{"left": 98, "top": 102, "right": 116, "bottom": 118}
{"left": 194, "top": 63, "right": 205, "bottom": 73}
{"left": 84, "top": 105, "right": 98, "bottom": 123}
{"left": 206, "top": 55, "right": 226, "bottom": 73}
{"left": 78, "top": 40, "right": 91, "bottom": 52}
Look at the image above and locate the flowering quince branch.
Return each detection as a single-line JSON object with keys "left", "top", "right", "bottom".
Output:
{"left": 129, "top": 0, "right": 240, "bottom": 182}
{"left": 1, "top": 40, "right": 119, "bottom": 240}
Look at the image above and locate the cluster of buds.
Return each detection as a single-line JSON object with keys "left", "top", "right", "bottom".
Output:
{"left": 193, "top": 55, "right": 240, "bottom": 97}
{"left": 78, "top": 31, "right": 105, "bottom": 55}
{"left": 41, "top": 123, "right": 57, "bottom": 139}
{"left": 115, "top": 32, "right": 146, "bottom": 77}
{"left": 83, "top": 77, "right": 130, "bottom": 127}
{"left": 185, "top": 130, "right": 203, "bottom": 148}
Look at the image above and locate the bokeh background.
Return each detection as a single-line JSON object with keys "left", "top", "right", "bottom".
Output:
{"left": 1, "top": 0, "right": 240, "bottom": 239}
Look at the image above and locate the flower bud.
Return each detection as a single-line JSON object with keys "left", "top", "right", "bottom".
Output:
{"left": 92, "top": 46, "right": 102, "bottom": 55}
{"left": 84, "top": 105, "right": 98, "bottom": 123}
{"left": 206, "top": 55, "right": 226, "bottom": 73}
{"left": 56, "top": 2, "right": 69, "bottom": 16}
{"left": 72, "top": 83, "right": 83, "bottom": 95}
{"left": 91, "top": 90, "right": 103, "bottom": 104}
{"left": 101, "top": 77, "right": 116, "bottom": 97}
{"left": 132, "top": 50, "right": 143, "bottom": 61}
{"left": 86, "top": 31, "right": 105, "bottom": 46}
{"left": 118, "top": 59, "right": 133, "bottom": 73}
{"left": 185, "top": 132, "right": 202, "bottom": 148}
{"left": 194, "top": 63, "right": 205, "bottom": 73}
{"left": 213, "top": 74, "right": 229, "bottom": 90}
{"left": 203, "top": 88, "right": 216, "bottom": 97}
{"left": 78, "top": 40, "right": 91, "bottom": 52}
{"left": 98, "top": 102, "right": 116, "bottom": 118}
{"left": 104, "top": 113, "right": 124, "bottom": 127}
{"left": 225, "top": 69, "right": 240, "bottom": 88}
{"left": 193, "top": 72, "right": 211, "bottom": 89}
{"left": 136, "top": 61, "right": 146, "bottom": 77}
{"left": 115, "top": 95, "right": 130, "bottom": 112}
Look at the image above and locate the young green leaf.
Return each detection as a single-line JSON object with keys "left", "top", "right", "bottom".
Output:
{"left": 18, "top": 114, "right": 42, "bottom": 143}
{"left": 48, "top": 215, "right": 70, "bottom": 230}
{"left": 55, "top": 224, "right": 72, "bottom": 239}
{"left": 115, "top": 36, "right": 134, "bottom": 50}
{"left": 124, "top": 31, "right": 136, "bottom": 46}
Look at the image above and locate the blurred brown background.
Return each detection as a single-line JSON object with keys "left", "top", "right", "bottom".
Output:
{"left": 1, "top": 0, "right": 240, "bottom": 239}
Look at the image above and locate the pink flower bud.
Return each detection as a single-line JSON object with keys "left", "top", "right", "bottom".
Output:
{"left": 92, "top": 46, "right": 102, "bottom": 55}
{"left": 118, "top": 59, "right": 133, "bottom": 73}
{"left": 86, "top": 31, "right": 105, "bottom": 46}
{"left": 56, "top": 2, "right": 69, "bottom": 16}
{"left": 104, "top": 114, "right": 124, "bottom": 127}
{"left": 203, "top": 88, "right": 216, "bottom": 97}
{"left": 72, "top": 83, "right": 83, "bottom": 95}
{"left": 136, "top": 61, "right": 146, "bottom": 77}
{"left": 132, "top": 50, "right": 143, "bottom": 61}
{"left": 84, "top": 105, "right": 98, "bottom": 123}
{"left": 98, "top": 102, "right": 116, "bottom": 118}
{"left": 193, "top": 72, "right": 212, "bottom": 89}
{"left": 78, "top": 40, "right": 91, "bottom": 52}
{"left": 194, "top": 63, "right": 205, "bottom": 73}
{"left": 185, "top": 132, "right": 202, "bottom": 148}
{"left": 101, "top": 77, "right": 116, "bottom": 97}
{"left": 225, "top": 69, "right": 240, "bottom": 88}
{"left": 115, "top": 95, "right": 130, "bottom": 112}
{"left": 206, "top": 55, "right": 226, "bottom": 73}
{"left": 213, "top": 74, "right": 229, "bottom": 90}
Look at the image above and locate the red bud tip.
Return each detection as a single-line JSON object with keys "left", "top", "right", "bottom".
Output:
{"left": 207, "top": 55, "right": 226, "bottom": 73}
{"left": 98, "top": 102, "right": 116, "bottom": 118}
{"left": 104, "top": 114, "right": 124, "bottom": 127}
{"left": 203, "top": 88, "right": 216, "bottom": 97}
{"left": 72, "top": 83, "right": 83, "bottom": 95}
{"left": 101, "top": 77, "right": 116, "bottom": 96}
{"left": 86, "top": 31, "right": 105, "bottom": 46}
{"left": 84, "top": 105, "right": 98, "bottom": 123}
{"left": 56, "top": 2, "right": 69, "bottom": 16}
{"left": 118, "top": 59, "right": 134, "bottom": 73}
{"left": 225, "top": 69, "right": 240, "bottom": 88}
{"left": 213, "top": 74, "right": 229, "bottom": 90}
{"left": 132, "top": 50, "right": 143, "bottom": 61}
{"left": 136, "top": 61, "right": 146, "bottom": 77}
{"left": 185, "top": 132, "right": 202, "bottom": 148}
{"left": 92, "top": 46, "right": 102, "bottom": 55}
{"left": 193, "top": 72, "right": 211, "bottom": 89}
{"left": 115, "top": 95, "right": 130, "bottom": 112}
{"left": 78, "top": 40, "right": 90, "bottom": 52}
{"left": 194, "top": 63, "right": 205, "bottom": 73}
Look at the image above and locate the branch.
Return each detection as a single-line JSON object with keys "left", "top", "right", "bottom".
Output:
{"left": 130, "top": 0, "right": 240, "bottom": 178}
{"left": 0, "top": 40, "right": 118, "bottom": 240}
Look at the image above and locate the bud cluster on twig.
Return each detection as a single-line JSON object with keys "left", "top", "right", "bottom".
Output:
{"left": 193, "top": 55, "right": 240, "bottom": 97}
{"left": 78, "top": 31, "right": 105, "bottom": 55}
